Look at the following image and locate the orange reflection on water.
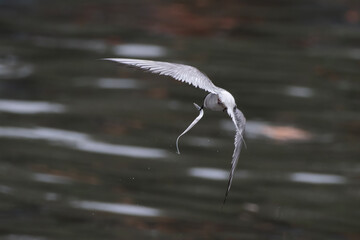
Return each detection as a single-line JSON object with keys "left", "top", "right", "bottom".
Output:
{"left": 263, "top": 125, "right": 312, "bottom": 141}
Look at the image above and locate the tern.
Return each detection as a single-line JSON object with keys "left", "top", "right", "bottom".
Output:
{"left": 103, "top": 58, "right": 246, "bottom": 204}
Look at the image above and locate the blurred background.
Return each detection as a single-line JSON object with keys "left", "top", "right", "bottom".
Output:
{"left": 0, "top": 0, "right": 359, "bottom": 239}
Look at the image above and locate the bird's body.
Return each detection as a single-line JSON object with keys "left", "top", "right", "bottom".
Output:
{"left": 103, "top": 58, "right": 246, "bottom": 204}
{"left": 204, "top": 93, "right": 226, "bottom": 111}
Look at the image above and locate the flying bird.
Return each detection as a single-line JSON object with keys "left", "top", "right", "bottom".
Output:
{"left": 103, "top": 58, "right": 246, "bottom": 204}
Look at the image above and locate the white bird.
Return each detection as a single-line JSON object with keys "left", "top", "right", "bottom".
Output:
{"left": 103, "top": 58, "right": 246, "bottom": 204}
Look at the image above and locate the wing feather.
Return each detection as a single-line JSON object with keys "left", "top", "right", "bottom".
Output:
{"left": 176, "top": 103, "right": 204, "bottom": 154}
{"left": 103, "top": 58, "right": 222, "bottom": 94}
{"left": 224, "top": 108, "right": 246, "bottom": 204}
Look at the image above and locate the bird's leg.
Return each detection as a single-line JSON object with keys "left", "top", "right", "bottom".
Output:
{"left": 175, "top": 103, "right": 204, "bottom": 154}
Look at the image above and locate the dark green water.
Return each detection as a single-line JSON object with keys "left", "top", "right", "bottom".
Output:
{"left": 0, "top": 1, "right": 359, "bottom": 239}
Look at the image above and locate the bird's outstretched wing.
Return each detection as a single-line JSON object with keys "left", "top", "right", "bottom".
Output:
{"left": 224, "top": 108, "right": 246, "bottom": 204}
{"left": 103, "top": 58, "right": 222, "bottom": 94}
{"left": 176, "top": 103, "right": 204, "bottom": 154}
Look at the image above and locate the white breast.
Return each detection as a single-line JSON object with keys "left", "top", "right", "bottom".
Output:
{"left": 203, "top": 93, "right": 225, "bottom": 111}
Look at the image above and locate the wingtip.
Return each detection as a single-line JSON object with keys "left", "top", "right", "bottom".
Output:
{"left": 223, "top": 189, "right": 229, "bottom": 205}
{"left": 223, "top": 170, "right": 234, "bottom": 205}
{"left": 100, "top": 58, "right": 117, "bottom": 62}
{"left": 175, "top": 137, "right": 181, "bottom": 155}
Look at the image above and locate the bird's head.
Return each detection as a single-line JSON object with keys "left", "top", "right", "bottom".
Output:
{"left": 218, "top": 90, "right": 236, "bottom": 111}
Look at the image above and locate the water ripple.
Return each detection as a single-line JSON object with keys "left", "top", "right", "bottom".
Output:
{"left": 221, "top": 120, "right": 313, "bottom": 141}
{"left": 95, "top": 77, "right": 141, "bottom": 89}
{"left": 113, "top": 43, "right": 167, "bottom": 58}
{"left": 70, "top": 200, "right": 162, "bottom": 217}
{"left": 0, "top": 127, "right": 168, "bottom": 159}
{"left": 32, "top": 173, "right": 73, "bottom": 184}
{"left": 0, "top": 99, "right": 66, "bottom": 114}
{"left": 188, "top": 167, "right": 249, "bottom": 180}
{"left": 289, "top": 172, "right": 347, "bottom": 184}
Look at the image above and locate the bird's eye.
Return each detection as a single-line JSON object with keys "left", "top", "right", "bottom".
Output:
{"left": 233, "top": 106, "right": 237, "bottom": 111}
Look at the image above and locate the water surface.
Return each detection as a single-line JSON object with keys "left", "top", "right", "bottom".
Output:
{"left": 0, "top": 1, "right": 359, "bottom": 239}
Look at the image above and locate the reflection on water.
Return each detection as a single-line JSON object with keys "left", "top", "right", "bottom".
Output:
{"left": 290, "top": 172, "right": 347, "bottom": 184}
{"left": 32, "top": 173, "right": 73, "bottom": 184}
{"left": 188, "top": 167, "right": 228, "bottom": 180}
{"left": 0, "top": 99, "right": 66, "bottom": 114}
{"left": 0, "top": 126, "right": 87, "bottom": 142}
{"left": 188, "top": 168, "right": 349, "bottom": 185}
{"left": 242, "top": 202, "right": 260, "bottom": 213}
{"left": 232, "top": 120, "right": 313, "bottom": 141}
{"left": 77, "top": 139, "right": 167, "bottom": 159}
{"left": 95, "top": 77, "right": 141, "bottom": 89}
{"left": 43, "top": 192, "right": 59, "bottom": 201}
{"left": 32, "top": 36, "right": 107, "bottom": 53}
{"left": 70, "top": 200, "right": 162, "bottom": 217}
{"left": 284, "top": 86, "right": 314, "bottom": 98}
{"left": 113, "top": 43, "right": 167, "bottom": 58}
{"left": 188, "top": 167, "right": 249, "bottom": 180}
{"left": 0, "top": 56, "right": 33, "bottom": 79}
{"left": 0, "top": 127, "right": 168, "bottom": 158}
